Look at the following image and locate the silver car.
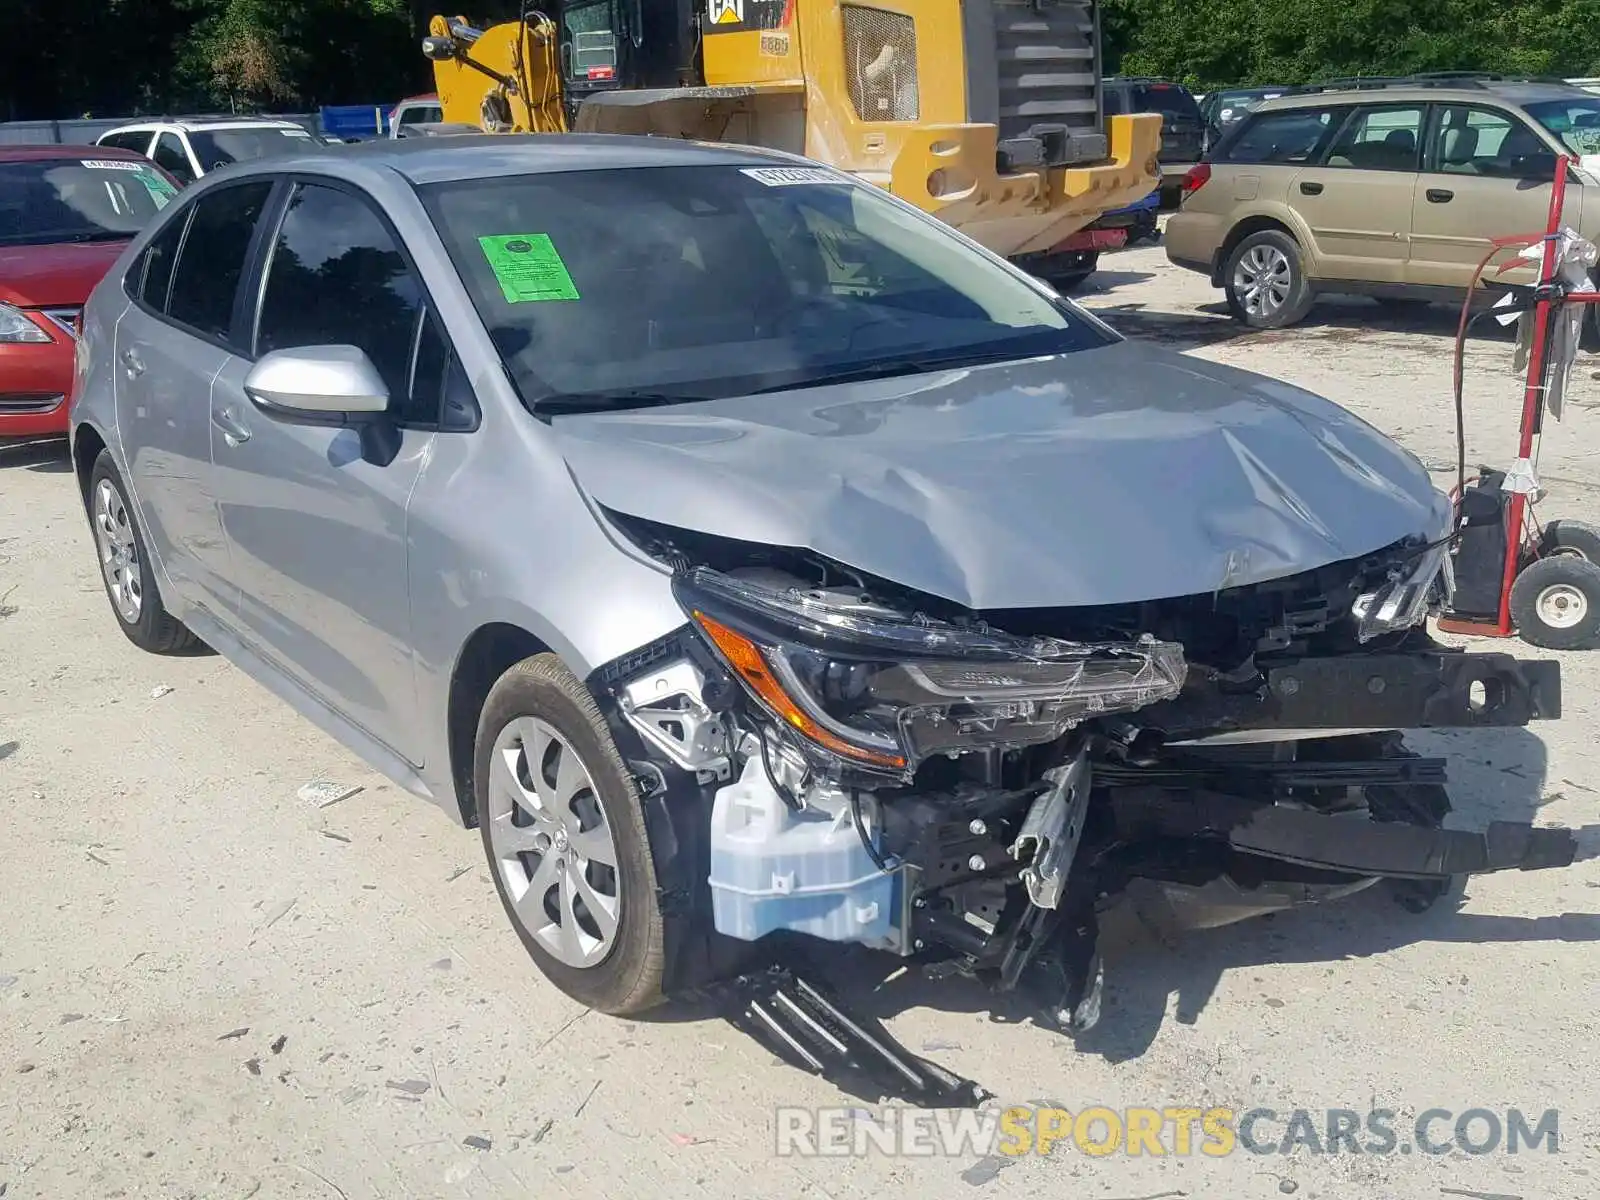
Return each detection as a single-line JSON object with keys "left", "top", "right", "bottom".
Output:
{"left": 69, "top": 136, "right": 1576, "bottom": 1041}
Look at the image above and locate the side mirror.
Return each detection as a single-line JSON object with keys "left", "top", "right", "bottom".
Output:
{"left": 244, "top": 345, "right": 390, "bottom": 419}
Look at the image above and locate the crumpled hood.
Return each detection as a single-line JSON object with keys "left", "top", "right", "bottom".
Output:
{"left": 551, "top": 342, "right": 1444, "bottom": 610}
{"left": 0, "top": 240, "right": 129, "bottom": 307}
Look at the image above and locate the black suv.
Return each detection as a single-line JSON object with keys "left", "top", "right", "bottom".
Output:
{"left": 1104, "top": 76, "right": 1206, "bottom": 203}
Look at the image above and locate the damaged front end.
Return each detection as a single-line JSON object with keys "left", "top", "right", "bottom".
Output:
{"left": 586, "top": 518, "right": 1575, "bottom": 1067}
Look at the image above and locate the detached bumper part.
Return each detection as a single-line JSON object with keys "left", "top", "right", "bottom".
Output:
{"left": 1148, "top": 651, "right": 1560, "bottom": 740}
{"left": 1111, "top": 788, "right": 1578, "bottom": 878}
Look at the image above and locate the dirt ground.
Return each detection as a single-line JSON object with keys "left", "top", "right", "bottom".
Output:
{"left": 3, "top": 241, "right": 1599, "bottom": 1200}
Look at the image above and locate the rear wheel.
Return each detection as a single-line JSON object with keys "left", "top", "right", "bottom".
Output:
{"left": 475, "top": 653, "right": 668, "bottom": 1013}
{"left": 1539, "top": 518, "right": 1600, "bottom": 564}
{"left": 87, "top": 452, "right": 200, "bottom": 655}
{"left": 1040, "top": 250, "right": 1099, "bottom": 293}
{"left": 1224, "top": 229, "right": 1314, "bottom": 328}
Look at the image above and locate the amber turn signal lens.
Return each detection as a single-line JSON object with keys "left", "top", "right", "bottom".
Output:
{"left": 692, "top": 610, "right": 907, "bottom": 770}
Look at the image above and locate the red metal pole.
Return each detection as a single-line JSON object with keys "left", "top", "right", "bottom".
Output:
{"left": 1494, "top": 156, "right": 1570, "bottom": 635}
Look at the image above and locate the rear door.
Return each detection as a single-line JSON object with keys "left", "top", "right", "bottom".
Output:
{"left": 114, "top": 179, "right": 274, "bottom": 617}
{"left": 1287, "top": 103, "right": 1424, "bottom": 283}
{"left": 1408, "top": 103, "right": 1567, "bottom": 289}
{"left": 208, "top": 178, "right": 447, "bottom": 756}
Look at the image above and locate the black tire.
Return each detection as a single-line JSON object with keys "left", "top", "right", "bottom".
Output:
{"left": 474, "top": 653, "right": 667, "bottom": 1014}
{"left": 1539, "top": 518, "right": 1600, "bottom": 564}
{"left": 1510, "top": 555, "right": 1600, "bottom": 650}
{"left": 86, "top": 451, "right": 200, "bottom": 655}
{"left": 1223, "top": 229, "right": 1314, "bottom": 329}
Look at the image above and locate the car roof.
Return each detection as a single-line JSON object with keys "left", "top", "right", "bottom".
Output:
{"left": 0, "top": 143, "right": 151, "bottom": 163}
{"left": 1256, "top": 79, "right": 1591, "bottom": 111}
{"left": 236, "top": 132, "right": 810, "bottom": 186}
{"left": 105, "top": 117, "right": 308, "bottom": 132}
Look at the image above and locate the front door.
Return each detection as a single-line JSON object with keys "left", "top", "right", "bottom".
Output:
{"left": 1408, "top": 104, "right": 1570, "bottom": 290}
{"left": 209, "top": 179, "right": 444, "bottom": 759}
{"left": 114, "top": 180, "right": 273, "bottom": 617}
{"left": 1289, "top": 103, "right": 1425, "bottom": 284}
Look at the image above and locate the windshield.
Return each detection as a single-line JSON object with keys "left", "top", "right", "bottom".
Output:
{"left": 189, "top": 127, "right": 316, "bottom": 172}
{"left": 0, "top": 158, "right": 177, "bottom": 247}
{"left": 1523, "top": 98, "right": 1600, "bottom": 156}
{"left": 423, "top": 164, "right": 1111, "bottom": 408}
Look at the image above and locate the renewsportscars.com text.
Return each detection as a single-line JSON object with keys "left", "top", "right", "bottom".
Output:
{"left": 774, "top": 1105, "right": 1560, "bottom": 1159}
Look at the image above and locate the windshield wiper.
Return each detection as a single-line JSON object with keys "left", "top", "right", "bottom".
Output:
{"left": 529, "top": 389, "right": 713, "bottom": 418}
{"left": 748, "top": 345, "right": 1050, "bottom": 395}
{"left": 57, "top": 230, "right": 132, "bottom": 244}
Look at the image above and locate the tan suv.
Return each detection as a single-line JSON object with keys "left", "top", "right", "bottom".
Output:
{"left": 1165, "top": 76, "right": 1600, "bottom": 327}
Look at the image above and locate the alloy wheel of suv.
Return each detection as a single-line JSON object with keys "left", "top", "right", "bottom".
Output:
{"left": 1224, "top": 229, "right": 1314, "bottom": 329}
{"left": 475, "top": 653, "right": 668, "bottom": 1013}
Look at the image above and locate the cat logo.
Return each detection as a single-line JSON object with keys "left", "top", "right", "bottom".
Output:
{"left": 707, "top": 0, "right": 744, "bottom": 25}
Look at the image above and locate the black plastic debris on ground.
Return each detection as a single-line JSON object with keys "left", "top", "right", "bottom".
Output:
{"left": 717, "top": 965, "right": 989, "bottom": 1108}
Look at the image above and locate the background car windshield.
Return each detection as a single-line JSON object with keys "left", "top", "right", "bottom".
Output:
{"left": 0, "top": 159, "right": 175, "bottom": 246}
{"left": 189, "top": 128, "right": 314, "bottom": 171}
{"left": 424, "top": 164, "right": 1110, "bottom": 403}
{"left": 1524, "top": 98, "right": 1600, "bottom": 155}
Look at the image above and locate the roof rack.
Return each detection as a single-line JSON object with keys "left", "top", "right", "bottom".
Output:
{"left": 1287, "top": 71, "right": 1573, "bottom": 95}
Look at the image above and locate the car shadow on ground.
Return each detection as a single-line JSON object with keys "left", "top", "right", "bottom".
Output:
{"left": 1090, "top": 296, "right": 1526, "bottom": 356}
{"left": 656, "top": 724, "right": 1600, "bottom": 1079}
{"left": 0, "top": 436, "right": 71, "bottom": 474}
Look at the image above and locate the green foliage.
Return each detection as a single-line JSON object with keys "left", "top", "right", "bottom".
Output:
{"left": 1103, "top": 0, "right": 1600, "bottom": 90}
{"left": 1, "top": 0, "right": 426, "bottom": 120}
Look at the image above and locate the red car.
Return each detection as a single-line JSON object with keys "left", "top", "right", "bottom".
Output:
{"left": 0, "top": 145, "right": 179, "bottom": 438}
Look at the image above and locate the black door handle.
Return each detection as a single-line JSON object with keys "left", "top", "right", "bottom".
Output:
{"left": 1427, "top": 188, "right": 1454, "bottom": 203}
{"left": 1299, "top": 180, "right": 1324, "bottom": 195}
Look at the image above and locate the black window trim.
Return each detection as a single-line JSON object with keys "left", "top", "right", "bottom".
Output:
{"left": 1315, "top": 101, "right": 1427, "bottom": 173}
{"left": 240, "top": 171, "right": 478, "bottom": 433}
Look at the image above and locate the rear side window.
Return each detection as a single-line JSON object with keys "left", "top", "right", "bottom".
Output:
{"left": 1325, "top": 105, "right": 1425, "bottom": 172}
{"left": 1221, "top": 107, "right": 1342, "bottom": 164}
{"left": 99, "top": 131, "right": 151, "bottom": 153}
{"left": 152, "top": 133, "right": 194, "bottom": 184}
{"left": 166, "top": 181, "right": 273, "bottom": 344}
{"left": 135, "top": 210, "right": 190, "bottom": 311}
{"left": 254, "top": 182, "right": 444, "bottom": 425}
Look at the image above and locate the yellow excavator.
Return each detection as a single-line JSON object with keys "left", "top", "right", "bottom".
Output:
{"left": 420, "top": 0, "right": 1161, "bottom": 284}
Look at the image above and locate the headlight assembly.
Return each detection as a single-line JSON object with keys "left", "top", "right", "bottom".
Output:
{"left": 0, "top": 302, "right": 50, "bottom": 344}
{"left": 673, "top": 566, "right": 1187, "bottom": 776}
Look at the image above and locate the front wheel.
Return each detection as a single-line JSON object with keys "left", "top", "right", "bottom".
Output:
{"left": 1224, "top": 229, "right": 1314, "bottom": 329}
{"left": 1510, "top": 554, "right": 1600, "bottom": 650}
{"left": 474, "top": 653, "right": 668, "bottom": 1013}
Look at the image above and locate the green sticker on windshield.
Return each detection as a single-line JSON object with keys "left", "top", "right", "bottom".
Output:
{"left": 135, "top": 171, "right": 179, "bottom": 208}
{"left": 478, "top": 233, "right": 579, "bottom": 303}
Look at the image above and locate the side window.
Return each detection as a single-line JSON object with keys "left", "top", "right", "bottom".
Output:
{"left": 1222, "top": 107, "right": 1340, "bottom": 164}
{"left": 100, "top": 132, "right": 150, "bottom": 153}
{"left": 133, "top": 209, "right": 190, "bottom": 311}
{"left": 1325, "top": 105, "right": 1424, "bottom": 171}
{"left": 152, "top": 133, "right": 195, "bottom": 183}
{"left": 166, "top": 181, "right": 273, "bottom": 343}
{"left": 1432, "top": 106, "right": 1554, "bottom": 180}
{"left": 255, "top": 183, "right": 442, "bottom": 425}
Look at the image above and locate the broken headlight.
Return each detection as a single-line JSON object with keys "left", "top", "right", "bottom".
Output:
{"left": 1351, "top": 495, "right": 1456, "bottom": 642}
{"left": 673, "top": 566, "right": 1187, "bottom": 776}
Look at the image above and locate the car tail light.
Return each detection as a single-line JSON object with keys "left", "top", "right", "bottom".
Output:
{"left": 1182, "top": 163, "right": 1212, "bottom": 196}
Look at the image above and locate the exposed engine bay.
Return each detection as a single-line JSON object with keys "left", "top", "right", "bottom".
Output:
{"left": 586, "top": 513, "right": 1575, "bottom": 1078}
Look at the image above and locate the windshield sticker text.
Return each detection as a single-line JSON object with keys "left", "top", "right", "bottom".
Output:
{"left": 79, "top": 159, "right": 145, "bottom": 172}
{"left": 478, "top": 233, "right": 581, "bottom": 303}
{"left": 741, "top": 166, "right": 845, "bottom": 187}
